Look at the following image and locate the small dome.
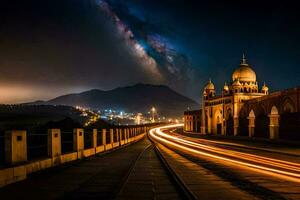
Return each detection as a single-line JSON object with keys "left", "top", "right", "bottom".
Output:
{"left": 223, "top": 82, "right": 229, "bottom": 91}
{"left": 232, "top": 78, "right": 242, "bottom": 87}
{"left": 232, "top": 54, "right": 256, "bottom": 82}
{"left": 205, "top": 79, "right": 215, "bottom": 90}
{"left": 262, "top": 82, "right": 269, "bottom": 91}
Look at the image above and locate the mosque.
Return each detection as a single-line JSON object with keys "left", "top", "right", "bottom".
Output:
{"left": 184, "top": 55, "right": 300, "bottom": 140}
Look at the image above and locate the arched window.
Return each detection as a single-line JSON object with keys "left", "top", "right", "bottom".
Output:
{"left": 283, "top": 100, "right": 295, "bottom": 113}
{"left": 270, "top": 106, "right": 279, "bottom": 115}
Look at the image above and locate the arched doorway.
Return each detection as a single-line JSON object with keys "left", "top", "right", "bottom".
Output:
{"left": 255, "top": 113, "right": 269, "bottom": 138}
{"left": 280, "top": 112, "right": 300, "bottom": 140}
{"left": 214, "top": 110, "right": 222, "bottom": 135}
{"left": 280, "top": 101, "right": 300, "bottom": 140}
{"left": 226, "top": 108, "right": 234, "bottom": 136}
{"left": 239, "top": 116, "right": 248, "bottom": 136}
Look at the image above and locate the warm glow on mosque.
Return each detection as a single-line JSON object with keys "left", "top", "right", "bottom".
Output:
{"left": 184, "top": 54, "right": 299, "bottom": 140}
{"left": 184, "top": 54, "right": 276, "bottom": 136}
{"left": 203, "top": 54, "right": 268, "bottom": 100}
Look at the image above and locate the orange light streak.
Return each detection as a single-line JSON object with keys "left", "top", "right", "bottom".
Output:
{"left": 149, "top": 124, "right": 300, "bottom": 183}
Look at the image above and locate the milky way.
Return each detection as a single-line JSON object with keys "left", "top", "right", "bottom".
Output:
{"left": 96, "top": 0, "right": 163, "bottom": 80}
{"left": 98, "top": 0, "right": 198, "bottom": 97}
{"left": 0, "top": 0, "right": 299, "bottom": 103}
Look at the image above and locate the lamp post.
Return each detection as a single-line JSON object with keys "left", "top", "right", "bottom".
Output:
{"left": 151, "top": 107, "right": 156, "bottom": 122}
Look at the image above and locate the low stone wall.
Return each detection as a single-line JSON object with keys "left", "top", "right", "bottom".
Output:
{"left": 0, "top": 127, "right": 147, "bottom": 188}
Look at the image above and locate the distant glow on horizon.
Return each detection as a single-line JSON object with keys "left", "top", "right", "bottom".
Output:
{"left": 0, "top": 85, "right": 44, "bottom": 104}
{"left": 0, "top": 85, "right": 90, "bottom": 104}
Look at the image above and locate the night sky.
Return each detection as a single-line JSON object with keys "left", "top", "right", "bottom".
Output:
{"left": 0, "top": 0, "right": 299, "bottom": 103}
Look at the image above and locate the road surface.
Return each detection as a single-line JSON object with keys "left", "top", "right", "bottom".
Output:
{"left": 149, "top": 124, "right": 300, "bottom": 200}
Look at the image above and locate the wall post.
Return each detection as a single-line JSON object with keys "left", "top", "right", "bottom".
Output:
{"left": 110, "top": 129, "right": 114, "bottom": 147}
{"left": 269, "top": 114, "right": 280, "bottom": 139}
{"left": 73, "top": 128, "right": 84, "bottom": 158}
{"left": 92, "top": 129, "right": 97, "bottom": 148}
{"left": 47, "top": 129, "right": 61, "bottom": 158}
{"left": 5, "top": 130, "right": 27, "bottom": 165}
{"left": 247, "top": 117, "right": 255, "bottom": 137}
{"left": 233, "top": 117, "right": 239, "bottom": 136}
{"left": 102, "top": 129, "right": 106, "bottom": 148}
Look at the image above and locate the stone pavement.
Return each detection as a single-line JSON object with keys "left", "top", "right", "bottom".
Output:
{"left": 116, "top": 145, "right": 182, "bottom": 200}
{"left": 0, "top": 137, "right": 150, "bottom": 200}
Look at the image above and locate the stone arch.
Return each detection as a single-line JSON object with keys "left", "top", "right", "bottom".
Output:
{"left": 226, "top": 108, "right": 234, "bottom": 136}
{"left": 282, "top": 98, "right": 295, "bottom": 113}
{"left": 238, "top": 108, "right": 254, "bottom": 137}
{"left": 255, "top": 105, "right": 269, "bottom": 138}
{"left": 226, "top": 108, "right": 233, "bottom": 120}
{"left": 280, "top": 99, "right": 300, "bottom": 140}
{"left": 254, "top": 104, "right": 266, "bottom": 117}
{"left": 239, "top": 105, "right": 248, "bottom": 118}
{"left": 213, "top": 109, "right": 223, "bottom": 134}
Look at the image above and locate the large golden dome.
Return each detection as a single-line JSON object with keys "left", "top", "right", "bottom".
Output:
{"left": 232, "top": 55, "right": 256, "bottom": 82}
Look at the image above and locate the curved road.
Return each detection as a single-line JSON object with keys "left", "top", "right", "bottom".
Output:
{"left": 149, "top": 124, "right": 300, "bottom": 199}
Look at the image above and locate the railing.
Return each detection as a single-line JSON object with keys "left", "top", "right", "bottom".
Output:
{"left": 0, "top": 124, "right": 166, "bottom": 188}
{"left": 84, "top": 130, "right": 93, "bottom": 149}
{"left": 0, "top": 124, "right": 163, "bottom": 166}
{"left": 113, "top": 129, "right": 118, "bottom": 143}
{"left": 27, "top": 133, "right": 48, "bottom": 160}
{"left": 61, "top": 130, "right": 73, "bottom": 153}
{"left": 97, "top": 130, "right": 102, "bottom": 146}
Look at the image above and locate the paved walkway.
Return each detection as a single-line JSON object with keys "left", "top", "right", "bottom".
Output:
{"left": 0, "top": 137, "right": 184, "bottom": 200}
{"left": 116, "top": 145, "right": 181, "bottom": 200}
{"left": 0, "top": 138, "right": 150, "bottom": 200}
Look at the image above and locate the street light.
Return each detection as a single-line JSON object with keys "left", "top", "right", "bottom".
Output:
{"left": 151, "top": 107, "right": 156, "bottom": 122}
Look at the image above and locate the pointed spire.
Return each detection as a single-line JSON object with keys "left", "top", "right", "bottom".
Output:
{"left": 242, "top": 53, "right": 247, "bottom": 64}
{"left": 209, "top": 78, "right": 212, "bottom": 83}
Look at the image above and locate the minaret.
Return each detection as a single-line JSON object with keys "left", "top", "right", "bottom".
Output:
{"left": 241, "top": 53, "right": 247, "bottom": 64}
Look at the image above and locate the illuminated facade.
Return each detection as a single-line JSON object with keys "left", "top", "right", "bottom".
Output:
{"left": 184, "top": 55, "right": 300, "bottom": 140}
{"left": 184, "top": 55, "right": 277, "bottom": 137}
{"left": 183, "top": 110, "right": 201, "bottom": 133}
{"left": 201, "top": 54, "right": 269, "bottom": 136}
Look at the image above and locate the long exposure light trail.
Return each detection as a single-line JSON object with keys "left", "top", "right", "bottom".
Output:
{"left": 149, "top": 124, "right": 300, "bottom": 183}
{"left": 157, "top": 126, "right": 300, "bottom": 171}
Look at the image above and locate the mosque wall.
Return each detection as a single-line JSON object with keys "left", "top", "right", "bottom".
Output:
{"left": 184, "top": 55, "right": 300, "bottom": 141}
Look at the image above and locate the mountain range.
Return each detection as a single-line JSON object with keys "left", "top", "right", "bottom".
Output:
{"left": 29, "top": 84, "right": 199, "bottom": 117}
